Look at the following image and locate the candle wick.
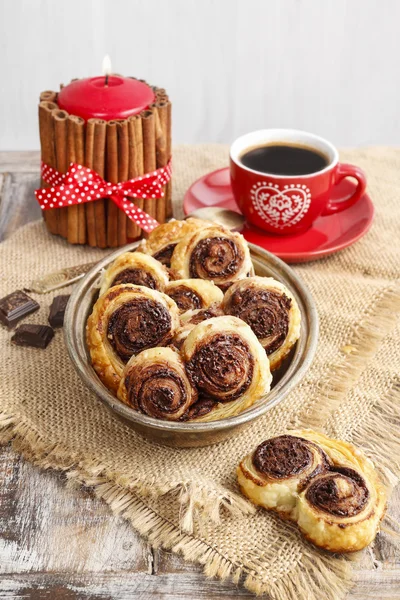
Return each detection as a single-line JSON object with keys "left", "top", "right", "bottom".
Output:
{"left": 105, "top": 74, "right": 109, "bottom": 87}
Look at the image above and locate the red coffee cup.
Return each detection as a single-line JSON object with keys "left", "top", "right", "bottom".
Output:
{"left": 230, "top": 129, "right": 367, "bottom": 235}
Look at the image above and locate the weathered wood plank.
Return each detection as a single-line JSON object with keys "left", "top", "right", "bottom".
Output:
{"left": 1, "top": 570, "right": 400, "bottom": 600}
{"left": 0, "top": 447, "right": 149, "bottom": 576}
{"left": 0, "top": 173, "right": 42, "bottom": 241}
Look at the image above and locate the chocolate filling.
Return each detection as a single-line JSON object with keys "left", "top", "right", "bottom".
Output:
{"left": 305, "top": 467, "right": 369, "bottom": 517}
{"left": 253, "top": 435, "right": 331, "bottom": 480}
{"left": 112, "top": 268, "right": 158, "bottom": 290}
{"left": 153, "top": 243, "right": 177, "bottom": 267}
{"left": 107, "top": 298, "right": 172, "bottom": 362}
{"left": 187, "top": 304, "right": 224, "bottom": 324}
{"left": 185, "top": 333, "right": 254, "bottom": 401}
{"left": 225, "top": 288, "right": 291, "bottom": 354}
{"left": 125, "top": 364, "right": 189, "bottom": 419}
{"left": 168, "top": 285, "right": 203, "bottom": 312}
{"left": 189, "top": 237, "right": 244, "bottom": 281}
{"left": 181, "top": 397, "right": 216, "bottom": 421}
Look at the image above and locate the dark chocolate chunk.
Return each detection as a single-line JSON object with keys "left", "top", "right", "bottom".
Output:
{"left": 11, "top": 324, "right": 54, "bottom": 349}
{"left": 0, "top": 290, "right": 40, "bottom": 328}
{"left": 48, "top": 295, "right": 70, "bottom": 327}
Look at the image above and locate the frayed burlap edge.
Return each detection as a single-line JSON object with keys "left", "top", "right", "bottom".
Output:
{"left": 0, "top": 411, "right": 352, "bottom": 599}
{"left": 0, "top": 285, "right": 399, "bottom": 599}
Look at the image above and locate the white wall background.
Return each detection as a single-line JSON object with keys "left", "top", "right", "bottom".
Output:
{"left": 1, "top": 0, "right": 400, "bottom": 150}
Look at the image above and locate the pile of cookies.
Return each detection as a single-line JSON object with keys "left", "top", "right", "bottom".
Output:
{"left": 86, "top": 218, "right": 301, "bottom": 422}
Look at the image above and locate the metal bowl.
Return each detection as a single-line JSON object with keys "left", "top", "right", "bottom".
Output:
{"left": 64, "top": 242, "right": 318, "bottom": 447}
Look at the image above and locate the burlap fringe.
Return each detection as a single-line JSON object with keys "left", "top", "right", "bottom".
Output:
{"left": 0, "top": 409, "right": 352, "bottom": 599}
{"left": 0, "top": 412, "right": 254, "bottom": 535}
{"left": 294, "top": 284, "right": 400, "bottom": 429}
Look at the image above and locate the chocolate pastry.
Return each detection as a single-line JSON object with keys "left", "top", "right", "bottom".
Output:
{"left": 238, "top": 430, "right": 387, "bottom": 553}
{"left": 181, "top": 315, "right": 271, "bottom": 422}
{"left": 165, "top": 279, "right": 223, "bottom": 314}
{"left": 170, "top": 225, "right": 252, "bottom": 290}
{"left": 86, "top": 284, "right": 180, "bottom": 393}
{"left": 222, "top": 276, "right": 301, "bottom": 370}
{"left": 139, "top": 218, "right": 210, "bottom": 268}
{"left": 99, "top": 252, "right": 169, "bottom": 296}
{"left": 118, "top": 347, "right": 197, "bottom": 420}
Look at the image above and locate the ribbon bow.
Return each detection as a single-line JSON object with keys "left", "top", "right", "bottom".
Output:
{"left": 35, "top": 159, "right": 172, "bottom": 233}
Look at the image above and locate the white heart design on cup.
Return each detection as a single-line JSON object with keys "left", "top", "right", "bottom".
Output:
{"left": 250, "top": 182, "right": 312, "bottom": 228}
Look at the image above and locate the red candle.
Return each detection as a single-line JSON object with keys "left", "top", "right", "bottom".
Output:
{"left": 58, "top": 75, "right": 155, "bottom": 121}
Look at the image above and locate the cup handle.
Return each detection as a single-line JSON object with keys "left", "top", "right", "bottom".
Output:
{"left": 322, "top": 163, "right": 367, "bottom": 216}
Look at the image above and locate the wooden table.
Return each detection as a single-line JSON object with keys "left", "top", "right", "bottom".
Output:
{"left": 0, "top": 151, "right": 399, "bottom": 599}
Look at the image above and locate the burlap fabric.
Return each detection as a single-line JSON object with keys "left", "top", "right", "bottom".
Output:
{"left": 0, "top": 146, "right": 399, "bottom": 600}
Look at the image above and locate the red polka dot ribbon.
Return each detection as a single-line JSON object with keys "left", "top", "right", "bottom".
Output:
{"left": 35, "top": 159, "right": 172, "bottom": 233}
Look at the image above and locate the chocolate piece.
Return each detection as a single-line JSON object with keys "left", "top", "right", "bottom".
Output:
{"left": 48, "top": 295, "right": 70, "bottom": 327}
{"left": 11, "top": 324, "right": 54, "bottom": 349}
{"left": 0, "top": 290, "right": 40, "bottom": 328}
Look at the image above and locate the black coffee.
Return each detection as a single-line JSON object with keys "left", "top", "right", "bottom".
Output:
{"left": 240, "top": 144, "right": 329, "bottom": 176}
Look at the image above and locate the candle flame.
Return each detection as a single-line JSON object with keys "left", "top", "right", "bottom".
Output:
{"left": 102, "top": 55, "right": 112, "bottom": 76}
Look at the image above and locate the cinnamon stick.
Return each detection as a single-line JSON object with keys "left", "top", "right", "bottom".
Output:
{"left": 117, "top": 120, "right": 129, "bottom": 246}
{"left": 106, "top": 121, "right": 119, "bottom": 247}
{"left": 165, "top": 100, "right": 172, "bottom": 218}
{"left": 67, "top": 115, "right": 85, "bottom": 244}
{"left": 127, "top": 115, "right": 144, "bottom": 239}
{"left": 53, "top": 109, "right": 69, "bottom": 238}
{"left": 85, "top": 119, "right": 107, "bottom": 247}
{"left": 73, "top": 116, "right": 86, "bottom": 244}
{"left": 38, "top": 100, "right": 58, "bottom": 234}
{"left": 153, "top": 101, "right": 169, "bottom": 223}
{"left": 40, "top": 90, "right": 57, "bottom": 103}
{"left": 141, "top": 109, "right": 157, "bottom": 221}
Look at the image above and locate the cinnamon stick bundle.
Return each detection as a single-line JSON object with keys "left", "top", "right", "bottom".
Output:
{"left": 141, "top": 110, "right": 157, "bottom": 221}
{"left": 85, "top": 119, "right": 107, "bottom": 247}
{"left": 38, "top": 101, "right": 58, "bottom": 234}
{"left": 127, "top": 115, "right": 144, "bottom": 239}
{"left": 53, "top": 109, "right": 69, "bottom": 238}
{"left": 38, "top": 80, "right": 171, "bottom": 247}
{"left": 67, "top": 115, "right": 86, "bottom": 244}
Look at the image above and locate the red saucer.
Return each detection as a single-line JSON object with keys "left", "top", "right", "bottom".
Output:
{"left": 184, "top": 167, "right": 374, "bottom": 263}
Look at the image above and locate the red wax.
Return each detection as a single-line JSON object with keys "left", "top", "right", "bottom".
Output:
{"left": 57, "top": 76, "right": 155, "bottom": 121}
